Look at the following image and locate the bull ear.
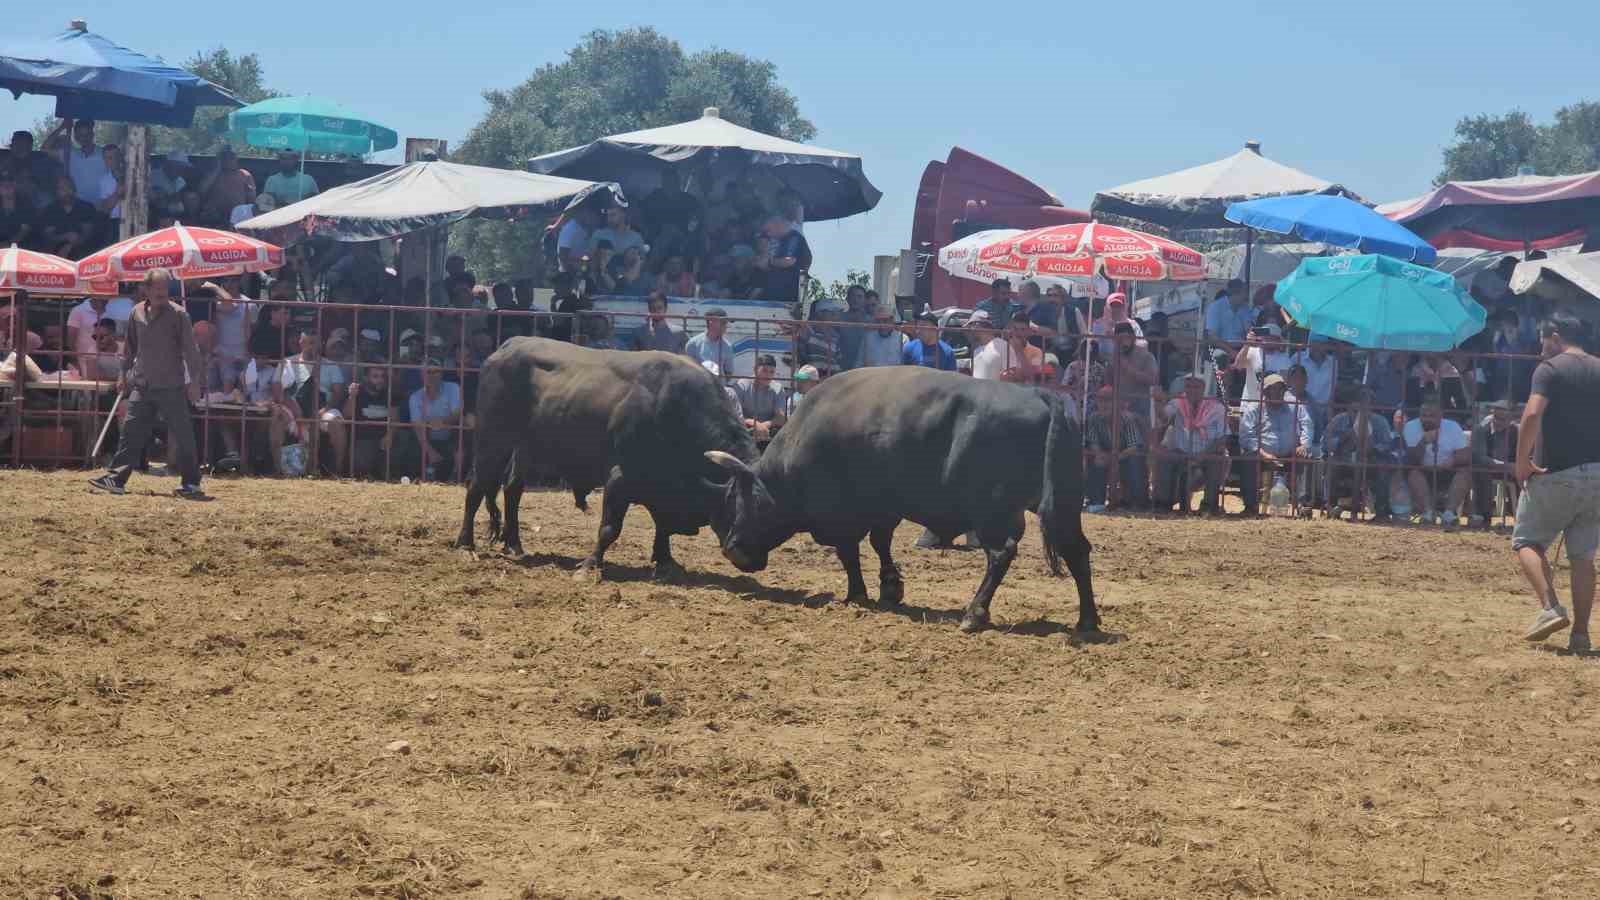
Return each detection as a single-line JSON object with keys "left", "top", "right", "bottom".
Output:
{"left": 704, "top": 450, "right": 754, "bottom": 480}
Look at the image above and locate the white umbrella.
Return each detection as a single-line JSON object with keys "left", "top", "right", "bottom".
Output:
{"left": 937, "top": 228, "right": 1100, "bottom": 297}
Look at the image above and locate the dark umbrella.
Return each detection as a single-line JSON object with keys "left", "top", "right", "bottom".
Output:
{"left": 528, "top": 107, "right": 880, "bottom": 221}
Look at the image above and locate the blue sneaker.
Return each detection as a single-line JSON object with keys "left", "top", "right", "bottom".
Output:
{"left": 88, "top": 475, "right": 125, "bottom": 495}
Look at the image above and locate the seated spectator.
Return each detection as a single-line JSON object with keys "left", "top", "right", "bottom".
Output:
{"left": 1154, "top": 373, "right": 1228, "bottom": 513}
{"left": 1236, "top": 374, "right": 1314, "bottom": 516}
{"left": 1085, "top": 384, "right": 1149, "bottom": 512}
{"left": 38, "top": 175, "right": 103, "bottom": 257}
{"left": 1015, "top": 281, "right": 1060, "bottom": 341}
{"left": 149, "top": 152, "right": 189, "bottom": 202}
{"left": 263, "top": 151, "right": 318, "bottom": 206}
{"left": 580, "top": 311, "right": 619, "bottom": 349}
{"left": 242, "top": 345, "right": 300, "bottom": 475}
{"left": 465, "top": 328, "right": 496, "bottom": 367}
{"left": 250, "top": 303, "right": 294, "bottom": 360}
{"left": 408, "top": 357, "right": 464, "bottom": 481}
{"left": 1325, "top": 383, "right": 1399, "bottom": 523}
{"left": 755, "top": 213, "right": 810, "bottom": 304}
{"left": 548, "top": 272, "right": 587, "bottom": 342}
{"left": 1400, "top": 395, "right": 1471, "bottom": 528}
{"left": 576, "top": 242, "right": 617, "bottom": 298}
{"left": 6, "top": 130, "right": 61, "bottom": 211}
{"left": 1410, "top": 352, "right": 1474, "bottom": 425}
{"left": 324, "top": 328, "right": 354, "bottom": 364}
{"left": 84, "top": 317, "right": 123, "bottom": 382}
{"left": 735, "top": 354, "right": 786, "bottom": 443}
{"left": 902, "top": 312, "right": 956, "bottom": 370}
{"left": 35, "top": 323, "right": 66, "bottom": 373}
{"left": 861, "top": 304, "right": 905, "bottom": 367}
{"left": 1470, "top": 399, "right": 1519, "bottom": 528}
{"left": 969, "top": 311, "right": 1012, "bottom": 380}
{"left": 0, "top": 173, "right": 36, "bottom": 247}
{"left": 590, "top": 204, "right": 644, "bottom": 256}
{"left": 656, "top": 254, "right": 697, "bottom": 298}
{"left": 702, "top": 360, "right": 743, "bottom": 418}
{"left": 283, "top": 328, "right": 350, "bottom": 474}
{"left": 199, "top": 148, "right": 257, "bottom": 226}
{"left": 345, "top": 364, "right": 399, "bottom": 479}
{"left": 723, "top": 246, "right": 763, "bottom": 299}
{"left": 976, "top": 278, "right": 1022, "bottom": 329}
{"left": 357, "top": 327, "right": 387, "bottom": 364}
{"left": 685, "top": 307, "right": 735, "bottom": 373}
{"left": 834, "top": 285, "right": 870, "bottom": 371}
{"left": 781, "top": 364, "right": 819, "bottom": 417}
{"left": 609, "top": 245, "right": 655, "bottom": 296}
{"left": 631, "top": 290, "right": 686, "bottom": 353}
{"left": 230, "top": 192, "right": 275, "bottom": 227}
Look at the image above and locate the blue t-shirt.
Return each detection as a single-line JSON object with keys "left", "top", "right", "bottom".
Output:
{"left": 902, "top": 339, "right": 957, "bottom": 371}
{"left": 408, "top": 381, "right": 462, "bottom": 441}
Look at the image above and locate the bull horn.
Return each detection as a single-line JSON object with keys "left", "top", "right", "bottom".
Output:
{"left": 704, "top": 450, "right": 753, "bottom": 476}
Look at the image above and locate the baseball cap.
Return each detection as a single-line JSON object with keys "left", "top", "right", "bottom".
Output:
{"left": 327, "top": 327, "right": 351, "bottom": 347}
{"left": 399, "top": 328, "right": 420, "bottom": 343}
{"left": 701, "top": 360, "right": 721, "bottom": 377}
{"left": 1262, "top": 373, "right": 1287, "bottom": 390}
{"left": 705, "top": 307, "right": 728, "bottom": 319}
{"left": 968, "top": 309, "right": 992, "bottom": 324}
{"left": 427, "top": 334, "right": 446, "bottom": 348}
{"left": 794, "top": 364, "right": 819, "bottom": 381}
{"left": 359, "top": 328, "right": 382, "bottom": 342}
{"left": 1106, "top": 292, "right": 1127, "bottom": 305}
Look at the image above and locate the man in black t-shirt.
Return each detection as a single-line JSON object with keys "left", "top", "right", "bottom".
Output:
{"left": 39, "top": 175, "right": 104, "bottom": 257}
{"left": 758, "top": 213, "right": 810, "bottom": 304}
{"left": 1513, "top": 312, "right": 1600, "bottom": 651}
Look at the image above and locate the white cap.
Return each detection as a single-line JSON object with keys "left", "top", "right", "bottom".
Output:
{"left": 701, "top": 360, "right": 721, "bottom": 377}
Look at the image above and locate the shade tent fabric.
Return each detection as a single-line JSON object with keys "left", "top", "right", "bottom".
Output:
{"left": 1511, "top": 250, "right": 1600, "bottom": 301}
{"left": 1378, "top": 170, "right": 1600, "bottom": 247}
{"left": 1224, "top": 194, "right": 1436, "bottom": 264}
{"left": 527, "top": 107, "right": 880, "bottom": 221}
{"left": 1092, "top": 142, "right": 1360, "bottom": 232}
{"left": 223, "top": 95, "right": 399, "bottom": 156}
{"left": 236, "top": 160, "right": 620, "bottom": 242}
{"left": 0, "top": 26, "right": 239, "bottom": 127}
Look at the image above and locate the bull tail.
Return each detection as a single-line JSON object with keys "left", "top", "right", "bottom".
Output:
{"left": 1038, "top": 392, "right": 1085, "bottom": 577}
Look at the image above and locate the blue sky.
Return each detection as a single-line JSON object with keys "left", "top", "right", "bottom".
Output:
{"left": 6, "top": 1, "right": 1595, "bottom": 281}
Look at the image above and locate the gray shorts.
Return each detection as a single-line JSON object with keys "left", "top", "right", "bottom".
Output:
{"left": 1512, "top": 463, "right": 1600, "bottom": 559}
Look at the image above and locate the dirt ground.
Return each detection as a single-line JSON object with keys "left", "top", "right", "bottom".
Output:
{"left": 3, "top": 469, "right": 1599, "bottom": 899}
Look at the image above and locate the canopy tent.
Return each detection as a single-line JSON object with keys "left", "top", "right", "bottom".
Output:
{"left": 1378, "top": 170, "right": 1600, "bottom": 249}
{"left": 1091, "top": 141, "right": 1360, "bottom": 232}
{"left": 527, "top": 107, "right": 880, "bottom": 221}
{"left": 0, "top": 23, "right": 239, "bottom": 127}
{"left": 236, "top": 159, "right": 620, "bottom": 243}
{"left": 1511, "top": 250, "right": 1600, "bottom": 304}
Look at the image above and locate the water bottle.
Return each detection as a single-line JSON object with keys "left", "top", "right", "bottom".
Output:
{"left": 1268, "top": 474, "right": 1292, "bottom": 516}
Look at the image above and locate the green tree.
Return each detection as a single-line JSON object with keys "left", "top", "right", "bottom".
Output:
{"left": 1436, "top": 102, "right": 1600, "bottom": 183}
{"left": 803, "top": 267, "right": 870, "bottom": 306}
{"left": 150, "top": 48, "right": 279, "bottom": 156}
{"left": 451, "top": 28, "right": 815, "bottom": 282}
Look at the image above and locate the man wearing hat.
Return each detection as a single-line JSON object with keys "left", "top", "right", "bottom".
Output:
{"left": 781, "top": 364, "right": 819, "bottom": 418}
{"left": 860, "top": 302, "right": 905, "bottom": 367}
{"left": 1236, "top": 373, "right": 1314, "bottom": 515}
{"left": 1471, "top": 398, "right": 1520, "bottom": 528}
{"left": 231, "top": 191, "right": 275, "bottom": 227}
{"left": 264, "top": 150, "right": 319, "bottom": 206}
{"left": 357, "top": 328, "right": 387, "bottom": 364}
{"left": 1154, "top": 372, "right": 1228, "bottom": 513}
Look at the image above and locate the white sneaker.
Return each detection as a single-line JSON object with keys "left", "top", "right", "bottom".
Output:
{"left": 1526, "top": 605, "right": 1572, "bottom": 642}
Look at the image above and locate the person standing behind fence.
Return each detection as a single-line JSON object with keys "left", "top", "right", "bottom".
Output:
{"left": 632, "top": 291, "right": 686, "bottom": 353}
{"left": 1513, "top": 313, "right": 1600, "bottom": 651}
{"left": 685, "top": 308, "right": 735, "bottom": 373}
{"left": 89, "top": 269, "right": 205, "bottom": 499}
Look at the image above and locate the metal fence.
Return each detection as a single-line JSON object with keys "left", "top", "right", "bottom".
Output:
{"left": 2, "top": 294, "right": 1543, "bottom": 527}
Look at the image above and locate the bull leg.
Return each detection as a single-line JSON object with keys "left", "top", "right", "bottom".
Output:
{"left": 484, "top": 487, "right": 502, "bottom": 544}
{"left": 650, "top": 523, "right": 686, "bottom": 582}
{"left": 1064, "top": 531, "right": 1100, "bottom": 633}
{"left": 455, "top": 476, "right": 489, "bottom": 550}
{"left": 869, "top": 525, "right": 904, "bottom": 609}
{"left": 502, "top": 474, "right": 527, "bottom": 557}
{"left": 836, "top": 541, "right": 870, "bottom": 605}
{"left": 959, "top": 538, "right": 1019, "bottom": 633}
{"left": 576, "top": 469, "right": 629, "bottom": 581}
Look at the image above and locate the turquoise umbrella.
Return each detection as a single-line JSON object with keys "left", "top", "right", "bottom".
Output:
{"left": 223, "top": 95, "right": 398, "bottom": 156}
{"left": 1276, "top": 254, "right": 1486, "bottom": 351}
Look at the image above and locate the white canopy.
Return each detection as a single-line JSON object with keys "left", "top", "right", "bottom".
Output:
{"left": 236, "top": 159, "right": 617, "bottom": 242}
{"left": 1512, "top": 250, "right": 1600, "bottom": 300}
{"left": 1092, "top": 142, "right": 1359, "bottom": 231}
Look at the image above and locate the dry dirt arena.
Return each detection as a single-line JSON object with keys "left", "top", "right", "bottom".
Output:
{"left": 3, "top": 469, "right": 1600, "bottom": 899}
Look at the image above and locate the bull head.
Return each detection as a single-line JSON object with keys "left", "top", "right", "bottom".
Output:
{"left": 704, "top": 450, "right": 755, "bottom": 481}
{"left": 702, "top": 450, "right": 772, "bottom": 573}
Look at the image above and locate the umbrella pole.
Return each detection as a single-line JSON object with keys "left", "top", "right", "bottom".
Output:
{"left": 1242, "top": 227, "right": 1254, "bottom": 302}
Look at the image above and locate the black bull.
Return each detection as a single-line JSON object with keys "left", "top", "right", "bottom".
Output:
{"left": 704, "top": 367, "right": 1099, "bottom": 634}
{"left": 454, "top": 337, "right": 756, "bottom": 578}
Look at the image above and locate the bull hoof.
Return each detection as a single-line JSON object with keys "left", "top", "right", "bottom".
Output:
{"left": 452, "top": 535, "right": 475, "bottom": 552}
{"left": 879, "top": 580, "right": 905, "bottom": 608}
{"left": 1076, "top": 620, "right": 1102, "bottom": 635}
{"left": 652, "top": 560, "right": 686, "bottom": 583}
{"left": 574, "top": 560, "right": 603, "bottom": 582}
{"left": 843, "top": 591, "right": 870, "bottom": 606}
{"left": 958, "top": 613, "right": 989, "bottom": 634}
{"left": 503, "top": 544, "right": 526, "bottom": 560}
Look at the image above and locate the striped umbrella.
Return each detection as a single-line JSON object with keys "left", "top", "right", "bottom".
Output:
{"left": 0, "top": 244, "right": 115, "bottom": 295}
{"left": 76, "top": 223, "right": 284, "bottom": 281}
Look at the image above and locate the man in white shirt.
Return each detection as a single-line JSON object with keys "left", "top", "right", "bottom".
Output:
{"left": 1233, "top": 324, "right": 1295, "bottom": 406}
{"left": 968, "top": 311, "right": 1010, "bottom": 380}
{"left": 1402, "top": 398, "right": 1471, "bottom": 528}
{"left": 262, "top": 151, "right": 319, "bottom": 206}
{"left": 556, "top": 207, "right": 600, "bottom": 272}
{"left": 62, "top": 119, "right": 111, "bottom": 203}
{"left": 67, "top": 295, "right": 117, "bottom": 373}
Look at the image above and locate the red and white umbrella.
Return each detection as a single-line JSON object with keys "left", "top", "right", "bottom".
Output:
{"left": 972, "top": 221, "right": 1206, "bottom": 283}
{"left": 76, "top": 222, "right": 285, "bottom": 282}
{"left": 0, "top": 244, "right": 116, "bottom": 296}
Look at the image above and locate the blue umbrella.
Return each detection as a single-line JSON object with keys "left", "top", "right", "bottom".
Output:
{"left": 1226, "top": 194, "right": 1438, "bottom": 265}
{"left": 0, "top": 24, "right": 238, "bottom": 127}
{"left": 1276, "top": 254, "right": 1485, "bottom": 351}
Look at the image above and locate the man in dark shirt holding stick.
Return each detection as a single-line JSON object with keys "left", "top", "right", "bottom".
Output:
{"left": 90, "top": 268, "right": 206, "bottom": 499}
{"left": 1514, "top": 313, "right": 1600, "bottom": 651}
